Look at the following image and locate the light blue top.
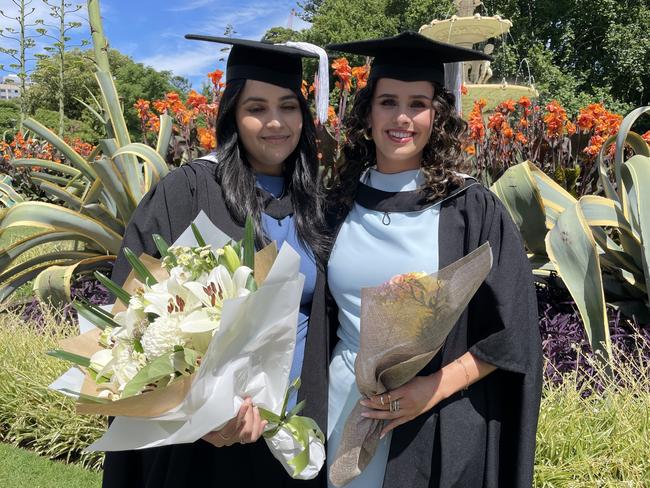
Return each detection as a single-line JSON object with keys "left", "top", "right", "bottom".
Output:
{"left": 256, "top": 173, "right": 316, "bottom": 410}
{"left": 326, "top": 168, "right": 441, "bottom": 488}
{"left": 329, "top": 168, "right": 441, "bottom": 352}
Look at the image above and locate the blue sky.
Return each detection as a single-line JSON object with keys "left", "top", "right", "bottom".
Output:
{"left": 0, "top": 0, "right": 310, "bottom": 88}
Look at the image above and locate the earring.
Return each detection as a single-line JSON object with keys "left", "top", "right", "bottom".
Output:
{"left": 363, "top": 128, "right": 373, "bottom": 140}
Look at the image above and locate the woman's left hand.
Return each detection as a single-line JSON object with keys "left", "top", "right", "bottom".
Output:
{"left": 360, "top": 372, "right": 444, "bottom": 439}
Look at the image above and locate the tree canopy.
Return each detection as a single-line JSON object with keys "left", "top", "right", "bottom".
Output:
{"left": 25, "top": 48, "right": 189, "bottom": 137}
{"left": 285, "top": 0, "right": 649, "bottom": 114}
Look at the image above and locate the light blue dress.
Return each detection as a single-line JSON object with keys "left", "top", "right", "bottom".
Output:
{"left": 327, "top": 168, "right": 441, "bottom": 487}
{"left": 256, "top": 173, "right": 317, "bottom": 410}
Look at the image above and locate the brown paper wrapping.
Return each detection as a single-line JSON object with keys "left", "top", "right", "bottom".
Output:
{"left": 329, "top": 242, "right": 493, "bottom": 487}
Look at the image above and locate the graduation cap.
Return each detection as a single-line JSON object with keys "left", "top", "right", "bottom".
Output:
{"left": 185, "top": 35, "right": 330, "bottom": 123}
{"left": 326, "top": 31, "right": 491, "bottom": 86}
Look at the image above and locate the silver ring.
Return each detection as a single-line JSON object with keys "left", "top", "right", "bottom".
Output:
{"left": 379, "top": 395, "right": 385, "bottom": 406}
{"left": 390, "top": 399, "right": 400, "bottom": 412}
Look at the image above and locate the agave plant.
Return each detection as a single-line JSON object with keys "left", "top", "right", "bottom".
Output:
{"left": 0, "top": 0, "right": 172, "bottom": 305}
{"left": 0, "top": 175, "right": 24, "bottom": 208}
{"left": 492, "top": 106, "right": 650, "bottom": 359}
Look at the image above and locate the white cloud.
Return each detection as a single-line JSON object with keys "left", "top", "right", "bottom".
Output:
{"left": 140, "top": 41, "right": 222, "bottom": 77}
{"left": 166, "top": 0, "right": 217, "bottom": 12}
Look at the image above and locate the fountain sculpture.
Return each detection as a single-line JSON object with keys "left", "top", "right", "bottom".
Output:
{"left": 419, "top": 0, "right": 538, "bottom": 115}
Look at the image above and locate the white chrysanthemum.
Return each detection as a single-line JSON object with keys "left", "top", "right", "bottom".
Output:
{"left": 113, "top": 346, "right": 147, "bottom": 391}
{"left": 140, "top": 315, "right": 187, "bottom": 360}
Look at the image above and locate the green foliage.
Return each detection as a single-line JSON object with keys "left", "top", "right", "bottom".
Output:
{"left": 492, "top": 107, "right": 650, "bottom": 359}
{"left": 0, "top": 444, "right": 101, "bottom": 487}
{"left": 25, "top": 48, "right": 188, "bottom": 138}
{"left": 0, "top": 100, "right": 20, "bottom": 137}
{"left": 32, "top": 108, "right": 99, "bottom": 143}
{"left": 301, "top": 0, "right": 399, "bottom": 46}
{"left": 262, "top": 27, "right": 302, "bottom": 43}
{"left": 535, "top": 353, "right": 650, "bottom": 486}
{"left": 0, "top": 1, "right": 172, "bottom": 304}
{"left": 482, "top": 0, "right": 649, "bottom": 112}
{"left": 0, "top": 306, "right": 104, "bottom": 470}
{"left": 291, "top": 0, "right": 648, "bottom": 115}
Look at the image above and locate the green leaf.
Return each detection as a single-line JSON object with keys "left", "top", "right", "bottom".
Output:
{"left": 491, "top": 162, "right": 548, "bottom": 255}
{"left": 0, "top": 201, "right": 123, "bottom": 254}
{"left": 545, "top": 203, "right": 611, "bottom": 358}
{"left": 121, "top": 353, "right": 176, "bottom": 398}
{"left": 91, "top": 156, "right": 137, "bottom": 222}
{"left": 191, "top": 223, "right": 207, "bottom": 247}
{"left": 38, "top": 181, "right": 84, "bottom": 211}
{"left": 123, "top": 247, "right": 158, "bottom": 286}
{"left": 112, "top": 142, "right": 169, "bottom": 185}
{"left": 73, "top": 300, "right": 118, "bottom": 331}
{"left": 94, "top": 271, "right": 131, "bottom": 305}
{"left": 11, "top": 158, "right": 82, "bottom": 178}
{"left": 621, "top": 154, "right": 650, "bottom": 300}
{"left": 243, "top": 216, "right": 255, "bottom": 269}
{"left": 33, "top": 255, "right": 115, "bottom": 307}
{"left": 23, "top": 118, "right": 97, "bottom": 180}
{"left": 152, "top": 234, "right": 171, "bottom": 259}
{"left": 156, "top": 114, "right": 173, "bottom": 159}
{"left": 47, "top": 349, "right": 91, "bottom": 368}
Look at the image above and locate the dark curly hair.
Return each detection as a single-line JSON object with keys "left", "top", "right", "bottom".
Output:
{"left": 329, "top": 77, "right": 469, "bottom": 213}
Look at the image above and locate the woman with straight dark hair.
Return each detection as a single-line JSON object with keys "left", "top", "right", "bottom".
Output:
{"left": 102, "top": 37, "right": 330, "bottom": 488}
{"left": 325, "top": 32, "right": 542, "bottom": 488}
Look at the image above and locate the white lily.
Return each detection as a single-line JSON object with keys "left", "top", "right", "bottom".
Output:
{"left": 143, "top": 274, "right": 201, "bottom": 318}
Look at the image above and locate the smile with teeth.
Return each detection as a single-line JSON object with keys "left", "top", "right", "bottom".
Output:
{"left": 386, "top": 129, "right": 415, "bottom": 143}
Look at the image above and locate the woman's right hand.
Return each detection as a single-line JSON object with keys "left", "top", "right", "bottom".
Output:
{"left": 201, "top": 397, "right": 268, "bottom": 447}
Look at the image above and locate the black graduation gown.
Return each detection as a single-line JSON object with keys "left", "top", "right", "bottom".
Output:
{"left": 102, "top": 160, "right": 329, "bottom": 488}
{"left": 330, "top": 180, "right": 542, "bottom": 488}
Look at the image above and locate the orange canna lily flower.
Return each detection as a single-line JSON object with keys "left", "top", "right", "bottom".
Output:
{"left": 197, "top": 127, "right": 217, "bottom": 150}
{"left": 187, "top": 90, "right": 208, "bottom": 109}
{"left": 332, "top": 57, "right": 353, "bottom": 92}
{"left": 351, "top": 65, "right": 369, "bottom": 90}
{"left": 207, "top": 69, "right": 224, "bottom": 86}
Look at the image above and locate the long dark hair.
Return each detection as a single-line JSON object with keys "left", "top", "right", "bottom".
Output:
{"left": 213, "top": 79, "right": 330, "bottom": 265}
{"left": 330, "top": 77, "right": 469, "bottom": 213}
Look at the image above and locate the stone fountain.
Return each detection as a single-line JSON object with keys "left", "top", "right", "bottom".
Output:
{"left": 419, "top": 0, "right": 538, "bottom": 115}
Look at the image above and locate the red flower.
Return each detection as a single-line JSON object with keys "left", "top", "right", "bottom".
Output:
{"left": 642, "top": 130, "right": 650, "bottom": 145}
{"left": 461, "top": 84, "right": 468, "bottom": 96}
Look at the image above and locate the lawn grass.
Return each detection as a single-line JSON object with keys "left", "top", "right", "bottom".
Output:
{"left": 0, "top": 443, "right": 101, "bottom": 488}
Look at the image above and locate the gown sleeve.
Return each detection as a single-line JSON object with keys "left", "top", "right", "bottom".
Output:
{"left": 466, "top": 186, "right": 542, "bottom": 375}
{"left": 110, "top": 167, "right": 197, "bottom": 286}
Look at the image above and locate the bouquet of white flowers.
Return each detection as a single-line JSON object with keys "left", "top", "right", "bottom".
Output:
{"left": 48, "top": 211, "right": 325, "bottom": 479}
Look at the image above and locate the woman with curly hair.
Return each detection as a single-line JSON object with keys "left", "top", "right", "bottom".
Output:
{"left": 325, "top": 32, "right": 542, "bottom": 488}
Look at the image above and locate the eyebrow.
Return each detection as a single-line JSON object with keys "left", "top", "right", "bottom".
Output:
{"left": 240, "top": 94, "right": 298, "bottom": 104}
{"left": 376, "top": 93, "right": 432, "bottom": 100}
